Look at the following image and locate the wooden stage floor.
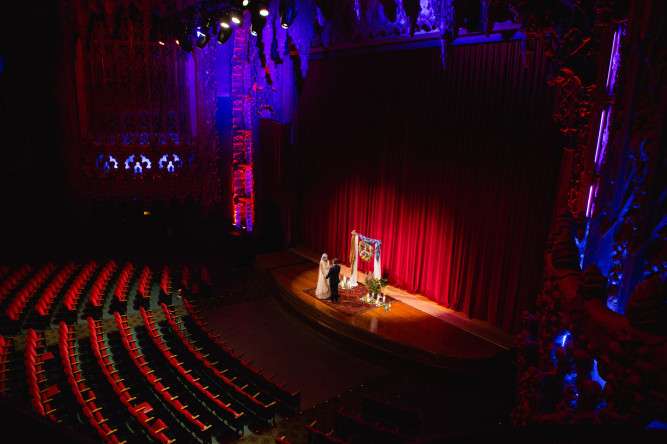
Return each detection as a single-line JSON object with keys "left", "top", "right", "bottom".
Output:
{"left": 256, "top": 249, "right": 515, "bottom": 374}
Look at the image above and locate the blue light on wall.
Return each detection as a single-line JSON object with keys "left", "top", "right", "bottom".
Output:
{"left": 125, "top": 154, "right": 152, "bottom": 174}
{"left": 159, "top": 154, "right": 183, "bottom": 172}
{"left": 96, "top": 154, "right": 119, "bottom": 174}
{"left": 557, "top": 332, "right": 570, "bottom": 347}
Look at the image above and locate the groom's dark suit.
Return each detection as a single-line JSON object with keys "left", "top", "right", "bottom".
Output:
{"left": 325, "top": 264, "right": 341, "bottom": 303}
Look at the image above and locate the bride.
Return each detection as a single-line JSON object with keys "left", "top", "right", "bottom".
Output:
{"left": 315, "top": 253, "right": 331, "bottom": 299}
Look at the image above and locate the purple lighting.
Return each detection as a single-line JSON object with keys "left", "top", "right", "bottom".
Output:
{"left": 594, "top": 109, "right": 607, "bottom": 165}
{"left": 587, "top": 26, "right": 623, "bottom": 219}
{"left": 607, "top": 28, "right": 622, "bottom": 90}
{"left": 586, "top": 185, "right": 594, "bottom": 218}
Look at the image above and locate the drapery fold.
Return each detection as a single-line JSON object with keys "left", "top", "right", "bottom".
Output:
{"left": 296, "top": 41, "right": 560, "bottom": 332}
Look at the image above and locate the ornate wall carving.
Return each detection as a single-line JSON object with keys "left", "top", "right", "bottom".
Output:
{"left": 513, "top": 211, "right": 667, "bottom": 426}
{"left": 228, "top": 6, "right": 300, "bottom": 231}
{"left": 60, "top": 0, "right": 219, "bottom": 204}
{"left": 309, "top": 0, "right": 515, "bottom": 69}
{"left": 583, "top": 0, "right": 667, "bottom": 313}
{"left": 231, "top": 22, "right": 255, "bottom": 230}
{"left": 508, "top": 0, "right": 627, "bottom": 215}
{"left": 513, "top": 0, "right": 667, "bottom": 429}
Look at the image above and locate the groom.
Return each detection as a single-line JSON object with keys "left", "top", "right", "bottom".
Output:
{"left": 326, "top": 258, "right": 341, "bottom": 303}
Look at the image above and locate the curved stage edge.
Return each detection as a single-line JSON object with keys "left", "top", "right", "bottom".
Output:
{"left": 256, "top": 249, "right": 515, "bottom": 375}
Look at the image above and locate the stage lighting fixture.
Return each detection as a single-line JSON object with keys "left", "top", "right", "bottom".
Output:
{"left": 250, "top": 12, "right": 267, "bottom": 36}
{"left": 217, "top": 25, "right": 233, "bottom": 44}
{"left": 279, "top": 0, "right": 297, "bottom": 28}
{"left": 259, "top": 0, "right": 270, "bottom": 17}
{"left": 195, "top": 27, "right": 211, "bottom": 49}
{"left": 230, "top": 9, "right": 243, "bottom": 26}
{"left": 218, "top": 13, "right": 231, "bottom": 28}
{"left": 242, "top": 0, "right": 249, "bottom": 6}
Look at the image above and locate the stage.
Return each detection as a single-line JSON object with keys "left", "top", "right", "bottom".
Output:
{"left": 256, "top": 248, "right": 515, "bottom": 374}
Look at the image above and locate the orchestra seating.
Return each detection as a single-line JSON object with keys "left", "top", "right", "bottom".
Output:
{"left": 0, "top": 260, "right": 300, "bottom": 443}
{"left": 181, "top": 298, "right": 300, "bottom": 415}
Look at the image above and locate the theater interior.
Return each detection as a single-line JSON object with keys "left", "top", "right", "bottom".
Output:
{"left": 0, "top": 0, "right": 665, "bottom": 443}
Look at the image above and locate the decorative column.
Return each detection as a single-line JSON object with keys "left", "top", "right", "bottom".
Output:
{"left": 231, "top": 23, "right": 254, "bottom": 231}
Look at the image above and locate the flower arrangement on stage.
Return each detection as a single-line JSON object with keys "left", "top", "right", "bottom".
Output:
{"left": 364, "top": 275, "right": 388, "bottom": 296}
{"left": 360, "top": 293, "right": 392, "bottom": 311}
{"left": 361, "top": 275, "right": 391, "bottom": 311}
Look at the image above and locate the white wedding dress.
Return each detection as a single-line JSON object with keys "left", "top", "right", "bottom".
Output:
{"left": 315, "top": 256, "right": 331, "bottom": 299}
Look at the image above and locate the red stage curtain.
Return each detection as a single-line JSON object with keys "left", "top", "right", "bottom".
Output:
{"left": 296, "top": 41, "right": 560, "bottom": 332}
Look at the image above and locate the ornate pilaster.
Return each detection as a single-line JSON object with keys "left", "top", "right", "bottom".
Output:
{"left": 231, "top": 23, "right": 254, "bottom": 230}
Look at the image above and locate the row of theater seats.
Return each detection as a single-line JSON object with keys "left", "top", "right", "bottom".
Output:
{"left": 89, "top": 260, "right": 118, "bottom": 308}
{"left": 0, "top": 304, "right": 294, "bottom": 443}
{"left": 181, "top": 266, "right": 192, "bottom": 291}
{"left": 137, "top": 266, "right": 153, "bottom": 300}
{"left": 5, "top": 263, "right": 56, "bottom": 321}
{"left": 134, "top": 309, "right": 248, "bottom": 438}
{"left": 307, "top": 399, "right": 421, "bottom": 444}
{"left": 34, "top": 262, "right": 76, "bottom": 317}
{"left": 159, "top": 266, "right": 172, "bottom": 295}
{"left": 0, "top": 264, "right": 32, "bottom": 303}
{"left": 113, "top": 312, "right": 218, "bottom": 442}
{"left": 182, "top": 298, "right": 301, "bottom": 414}
{"left": 0, "top": 260, "right": 195, "bottom": 334}
{"left": 112, "top": 262, "right": 134, "bottom": 303}
{"left": 87, "top": 316, "right": 176, "bottom": 443}
{"left": 154, "top": 304, "right": 276, "bottom": 426}
{"left": 59, "top": 322, "right": 125, "bottom": 443}
{"left": 0, "top": 334, "right": 11, "bottom": 396}
{"left": 1, "top": 260, "right": 281, "bottom": 442}
{"left": 25, "top": 328, "right": 59, "bottom": 422}
{"left": 63, "top": 261, "right": 99, "bottom": 311}
{"left": 139, "top": 308, "right": 247, "bottom": 424}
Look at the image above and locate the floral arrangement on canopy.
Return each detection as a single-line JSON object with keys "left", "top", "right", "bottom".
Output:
{"left": 359, "top": 240, "right": 374, "bottom": 262}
